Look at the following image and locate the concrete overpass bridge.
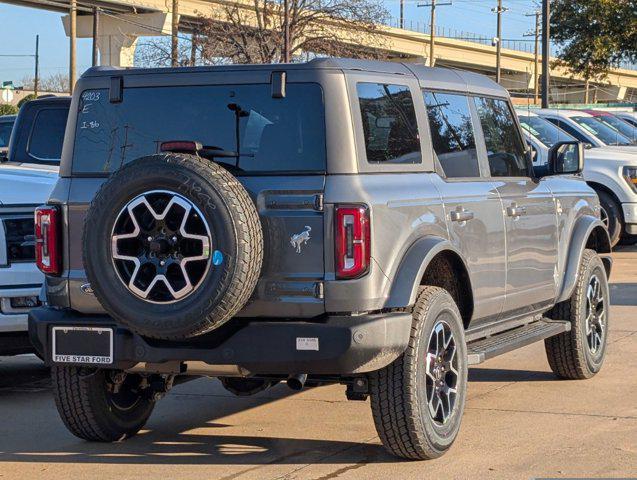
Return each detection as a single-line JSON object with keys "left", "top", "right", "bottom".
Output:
{"left": 3, "top": 0, "right": 637, "bottom": 103}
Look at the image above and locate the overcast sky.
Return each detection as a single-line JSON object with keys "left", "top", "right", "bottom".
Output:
{"left": 0, "top": 0, "right": 542, "bottom": 85}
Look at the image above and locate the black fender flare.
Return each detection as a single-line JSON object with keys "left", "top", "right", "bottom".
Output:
{"left": 556, "top": 215, "right": 611, "bottom": 303}
{"left": 385, "top": 236, "right": 472, "bottom": 309}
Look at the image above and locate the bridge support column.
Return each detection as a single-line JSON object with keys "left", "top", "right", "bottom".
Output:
{"left": 62, "top": 12, "right": 174, "bottom": 67}
{"left": 592, "top": 85, "right": 628, "bottom": 102}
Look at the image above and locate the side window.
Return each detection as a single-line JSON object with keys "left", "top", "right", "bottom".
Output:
{"left": 28, "top": 108, "right": 67, "bottom": 162}
{"left": 423, "top": 91, "right": 480, "bottom": 178}
{"left": 545, "top": 117, "right": 590, "bottom": 144}
{"left": 357, "top": 83, "right": 421, "bottom": 164}
{"left": 474, "top": 97, "right": 529, "bottom": 177}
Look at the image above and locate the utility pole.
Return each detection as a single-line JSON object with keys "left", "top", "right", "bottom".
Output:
{"left": 34, "top": 35, "right": 39, "bottom": 97}
{"left": 69, "top": 0, "right": 76, "bottom": 94}
{"left": 92, "top": 7, "right": 100, "bottom": 67}
{"left": 400, "top": 0, "right": 405, "bottom": 29}
{"left": 524, "top": 10, "right": 541, "bottom": 104}
{"left": 171, "top": 0, "right": 179, "bottom": 67}
{"left": 541, "top": 0, "right": 550, "bottom": 108}
{"left": 283, "top": 0, "right": 291, "bottom": 63}
{"left": 417, "top": 1, "right": 452, "bottom": 68}
{"left": 492, "top": 0, "right": 508, "bottom": 84}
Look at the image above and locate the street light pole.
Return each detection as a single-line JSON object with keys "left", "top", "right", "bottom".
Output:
{"left": 92, "top": 7, "right": 100, "bottom": 67}
{"left": 69, "top": 0, "right": 76, "bottom": 94}
{"left": 541, "top": 0, "right": 550, "bottom": 108}
{"left": 34, "top": 35, "right": 39, "bottom": 97}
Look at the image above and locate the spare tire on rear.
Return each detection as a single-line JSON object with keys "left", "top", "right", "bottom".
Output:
{"left": 83, "top": 153, "right": 263, "bottom": 340}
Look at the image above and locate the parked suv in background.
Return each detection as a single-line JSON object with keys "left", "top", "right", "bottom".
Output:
{"left": 30, "top": 60, "right": 611, "bottom": 460}
{"left": 518, "top": 110, "right": 637, "bottom": 246}
{"left": 0, "top": 96, "right": 70, "bottom": 355}
{"left": 0, "top": 115, "right": 16, "bottom": 156}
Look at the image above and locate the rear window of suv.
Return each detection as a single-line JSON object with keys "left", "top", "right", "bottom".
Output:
{"left": 72, "top": 83, "right": 326, "bottom": 174}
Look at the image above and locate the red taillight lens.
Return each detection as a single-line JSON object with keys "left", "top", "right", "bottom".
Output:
{"left": 35, "top": 206, "right": 61, "bottom": 275}
{"left": 160, "top": 141, "right": 202, "bottom": 153}
{"left": 335, "top": 205, "right": 370, "bottom": 279}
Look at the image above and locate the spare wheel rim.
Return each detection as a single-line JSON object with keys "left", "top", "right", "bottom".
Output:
{"left": 110, "top": 190, "right": 213, "bottom": 304}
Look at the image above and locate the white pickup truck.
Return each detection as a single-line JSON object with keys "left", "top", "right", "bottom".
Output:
{"left": 517, "top": 110, "right": 637, "bottom": 247}
{"left": 0, "top": 97, "right": 69, "bottom": 355}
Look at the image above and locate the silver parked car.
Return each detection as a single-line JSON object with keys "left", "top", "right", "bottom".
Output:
{"left": 30, "top": 59, "right": 611, "bottom": 460}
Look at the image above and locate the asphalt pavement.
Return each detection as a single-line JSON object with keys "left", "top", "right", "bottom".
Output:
{"left": 0, "top": 247, "right": 635, "bottom": 479}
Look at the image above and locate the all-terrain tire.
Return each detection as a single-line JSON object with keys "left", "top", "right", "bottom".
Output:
{"left": 545, "top": 249, "right": 609, "bottom": 379}
{"left": 83, "top": 153, "right": 263, "bottom": 340}
{"left": 597, "top": 190, "right": 622, "bottom": 247}
{"left": 51, "top": 366, "right": 155, "bottom": 442}
{"left": 369, "top": 286, "right": 468, "bottom": 460}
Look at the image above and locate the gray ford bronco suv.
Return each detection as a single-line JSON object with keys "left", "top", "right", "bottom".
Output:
{"left": 29, "top": 59, "right": 612, "bottom": 460}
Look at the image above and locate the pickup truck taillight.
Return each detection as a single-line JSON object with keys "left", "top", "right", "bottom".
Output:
{"left": 335, "top": 205, "right": 370, "bottom": 279}
{"left": 35, "top": 206, "right": 61, "bottom": 275}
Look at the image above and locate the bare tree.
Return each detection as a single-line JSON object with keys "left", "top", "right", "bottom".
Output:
{"left": 21, "top": 73, "right": 70, "bottom": 93}
{"left": 137, "top": 0, "right": 390, "bottom": 66}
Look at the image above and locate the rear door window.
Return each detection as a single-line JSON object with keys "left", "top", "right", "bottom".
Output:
{"left": 28, "top": 108, "right": 67, "bottom": 162}
{"left": 73, "top": 84, "right": 326, "bottom": 174}
{"left": 423, "top": 91, "right": 480, "bottom": 178}
{"left": 474, "top": 97, "right": 530, "bottom": 178}
{"left": 357, "top": 83, "right": 421, "bottom": 164}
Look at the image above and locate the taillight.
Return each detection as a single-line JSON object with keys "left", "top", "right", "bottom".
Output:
{"left": 35, "top": 206, "right": 61, "bottom": 275}
{"left": 160, "top": 140, "right": 202, "bottom": 153}
{"left": 335, "top": 205, "right": 370, "bottom": 279}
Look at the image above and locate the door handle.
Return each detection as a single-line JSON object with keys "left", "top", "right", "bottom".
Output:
{"left": 450, "top": 207, "right": 475, "bottom": 223}
{"left": 507, "top": 203, "right": 527, "bottom": 218}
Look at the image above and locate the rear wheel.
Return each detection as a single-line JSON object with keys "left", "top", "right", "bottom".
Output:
{"left": 545, "top": 249, "right": 609, "bottom": 379}
{"left": 52, "top": 367, "right": 155, "bottom": 442}
{"left": 597, "top": 190, "right": 622, "bottom": 247}
{"left": 370, "top": 286, "right": 468, "bottom": 460}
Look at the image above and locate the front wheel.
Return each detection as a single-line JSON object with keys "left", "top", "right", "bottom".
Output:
{"left": 52, "top": 367, "right": 155, "bottom": 442}
{"left": 369, "top": 286, "right": 468, "bottom": 460}
{"left": 545, "top": 249, "right": 609, "bottom": 379}
{"left": 597, "top": 190, "right": 622, "bottom": 247}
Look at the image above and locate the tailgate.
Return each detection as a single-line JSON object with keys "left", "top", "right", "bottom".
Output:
{"left": 64, "top": 175, "right": 326, "bottom": 318}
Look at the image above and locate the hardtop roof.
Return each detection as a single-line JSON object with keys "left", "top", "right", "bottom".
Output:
{"left": 81, "top": 57, "right": 508, "bottom": 97}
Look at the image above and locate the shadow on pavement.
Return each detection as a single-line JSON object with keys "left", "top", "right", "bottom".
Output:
{"left": 609, "top": 283, "right": 637, "bottom": 306}
{"left": 0, "top": 360, "right": 394, "bottom": 466}
{"left": 469, "top": 367, "right": 556, "bottom": 383}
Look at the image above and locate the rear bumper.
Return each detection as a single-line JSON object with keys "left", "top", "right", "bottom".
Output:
{"left": 29, "top": 308, "right": 412, "bottom": 375}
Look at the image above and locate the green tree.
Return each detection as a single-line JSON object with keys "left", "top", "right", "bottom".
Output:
{"left": 0, "top": 104, "right": 18, "bottom": 116}
{"left": 17, "top": 93, "right": 37, "bottom": 108}
{"left": 551, "top": 0, "right": 637, "bottom": 81}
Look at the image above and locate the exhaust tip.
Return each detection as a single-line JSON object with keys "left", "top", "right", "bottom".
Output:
{"left": 286, "top": 373, "right": 308, "bottom": 391}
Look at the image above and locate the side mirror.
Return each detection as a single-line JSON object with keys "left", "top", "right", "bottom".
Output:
{"left": 0, "top": 149, "right": 8, "bottom": 162}
{"left": 548, "top": 141, "right": 584, "bottom": 176}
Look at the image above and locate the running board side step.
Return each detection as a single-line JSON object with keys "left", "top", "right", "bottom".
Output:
{"left": 467, "top": 319, "right": 571, "bottom": 365}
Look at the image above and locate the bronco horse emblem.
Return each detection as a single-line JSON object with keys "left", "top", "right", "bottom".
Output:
{"left": 290, "top": 226, "right": 312, "bottom": 254}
